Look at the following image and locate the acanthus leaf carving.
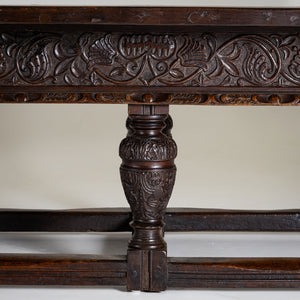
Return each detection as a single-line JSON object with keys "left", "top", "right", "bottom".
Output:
{"left": 119, "top": 136, "right": 177, "bottom": 161}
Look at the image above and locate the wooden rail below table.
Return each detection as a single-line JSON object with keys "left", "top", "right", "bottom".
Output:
{"left": 0, "top": 254, "right": 127, "bottom": 286}
{"left": 1, "top": 254, "right": 300, "bottom": 288}
{"left": 1, "top": 208, "right": 299, "bottom": 289}
{"left": 168, "top": 257, "right": 300, "bottom": 288}
{"left": 0, "top": 208, "right": 300, "bottom": 232}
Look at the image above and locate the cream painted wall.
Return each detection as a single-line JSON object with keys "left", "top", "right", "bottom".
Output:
{"left": 0, "top": 1, "right": 299, "bottom": 210}
{"left": 0, "top": 104, "right": 299, "bottom": 210}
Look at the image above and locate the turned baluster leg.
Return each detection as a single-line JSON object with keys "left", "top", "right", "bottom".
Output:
{"left": 119, "top": 104, "right": 177, "bottom": 291}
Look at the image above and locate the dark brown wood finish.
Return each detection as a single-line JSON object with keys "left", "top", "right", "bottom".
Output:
{"left": 0, "top": 30, "right": 300, "bottom": 96}
{"left": 1, "top": 254, "right": 300, "bottom": 288}
{"left": 119, "top": 105, "right": 177, "bottom": 291}
{"left": 1, "top": 208, "right": 300, "bottom": 232}
{"left": 0, "top": 7, "right": 300, "bottom": 102}
{"left": 165, "top": 208, "right": 300, "bottom": 232}
{"left": 0, "top": 208, "right": 132, "bottom": 232}
{"left": 0, "top": 254, "right": 127, "bottom": 285}
{"left": 168, "top": 257, "right": 300, "bottom": 288}
{"left": 1, "top": 92, "right": 299, "bottom": 105}
{"left": 0, "top": 6, "right": 299, "bottom": 291}
{"left": 0, "top": 7, "right": 299, "bottom": 27}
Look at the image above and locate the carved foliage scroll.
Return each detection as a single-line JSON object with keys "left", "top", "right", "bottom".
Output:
{"left": 1, "top": 32, "right": 300, "bottom": 88}
{"left": 120, "top": 168, "right": 176, "bottom": 221}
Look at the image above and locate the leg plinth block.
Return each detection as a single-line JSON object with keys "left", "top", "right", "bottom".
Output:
{"left": 127, "top": 249, "right": 168, "bottom": 292}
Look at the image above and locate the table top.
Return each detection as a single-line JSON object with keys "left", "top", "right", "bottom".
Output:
{"left": 0, "top": 7, "right": 299, "bottom": 105}
{"left": 0, "top": 7, "right": 300, "bottom": 27}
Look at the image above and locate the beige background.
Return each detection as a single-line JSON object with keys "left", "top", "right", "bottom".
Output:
{"left": 0, "top": 1, "right": 299, "bottom": 211}
{"left": 0, "top": 104, "right": 299, "bottom": 210}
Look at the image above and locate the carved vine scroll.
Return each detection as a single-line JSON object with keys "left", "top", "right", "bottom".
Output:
{"left": 1, "top": 31, "right": 300, "bottom": 90}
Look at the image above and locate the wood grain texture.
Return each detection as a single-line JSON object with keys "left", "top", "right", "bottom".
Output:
{"left": 0, "top": 7, "right": 300, "bottom": 27}
{"left": 127, "top": 249, "right": 167, "bottom": 291}
{"left": 1, "top": 208, "right": 300, "bottom": 232}
{"left": 165, "top": 208, "right": 300, "bottom": 232}
{"left": 0, "top": 254, "right": 127, "bottom": 285}
{"left": 168, "top": 257, "right": 300, "bottom": 288}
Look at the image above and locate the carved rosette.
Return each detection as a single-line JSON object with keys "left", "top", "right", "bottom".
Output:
{"left": 119, "top": 107, "right": 177, "bottom": 250}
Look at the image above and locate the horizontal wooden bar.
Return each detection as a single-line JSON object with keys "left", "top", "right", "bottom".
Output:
{"left": 168, "top": 257, "right": 300, "bottom": 288}
{"left": 0, "top": 208, "right": 132, "bottom": 232}
{"left": 0, "top": 208, "right": 300, "bottom": 232}
{"left": 165, "top": 208, "right": 300, "bottom": 232}
{"left": 0, "top": 7, "right": 299, "bottom": 27}
{"left": 0, "top": 253, "right": 127, "bottom": 285}
{"left": 1, "top": 92, "right": 299, "bottom": 106}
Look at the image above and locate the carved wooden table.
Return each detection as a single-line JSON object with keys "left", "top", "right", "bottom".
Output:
{"left": 0, "top": 7, "right": 300, "bottom": 291}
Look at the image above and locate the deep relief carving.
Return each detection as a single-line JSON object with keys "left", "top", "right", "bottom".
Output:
{"left": 0, "top": 92, "right": 129, "bottom": 103}
{"left": 119, "top": 137, "right": 177, "bottom": 161}
{"left": 1, "top": 92, "right": 299, "bottom": 105}
{"left": 119, "top": 108, "right": 177, "bottom": 250}
{"left": 168, "top": 93, "right": 300, "bottom": 105}
{"left": 1, "top": 31, "right": 300, "bottom": 88}
{"left": 120, "top": 167, "right": 176, "bottom": 222}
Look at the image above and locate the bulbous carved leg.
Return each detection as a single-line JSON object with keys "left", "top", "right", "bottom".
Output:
{"left": 120, "top": 105, "right": 177, "bottom": 291}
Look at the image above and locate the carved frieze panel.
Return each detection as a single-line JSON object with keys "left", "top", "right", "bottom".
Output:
{"left": 0, "top": 92, "right": 299, "bottom": 105}
{"left": 1, "top": 31, "right": 300, "bottom": 90}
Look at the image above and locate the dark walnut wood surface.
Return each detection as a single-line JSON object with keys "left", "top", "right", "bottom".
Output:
{"left": 0, "top": 7, "right": 299, "bottom": 26}
{"left": 1, "top": 7, "right": 300, "bottom": 291}
{"left": 0, "top": 7, "right": 300, "bottom": 105}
